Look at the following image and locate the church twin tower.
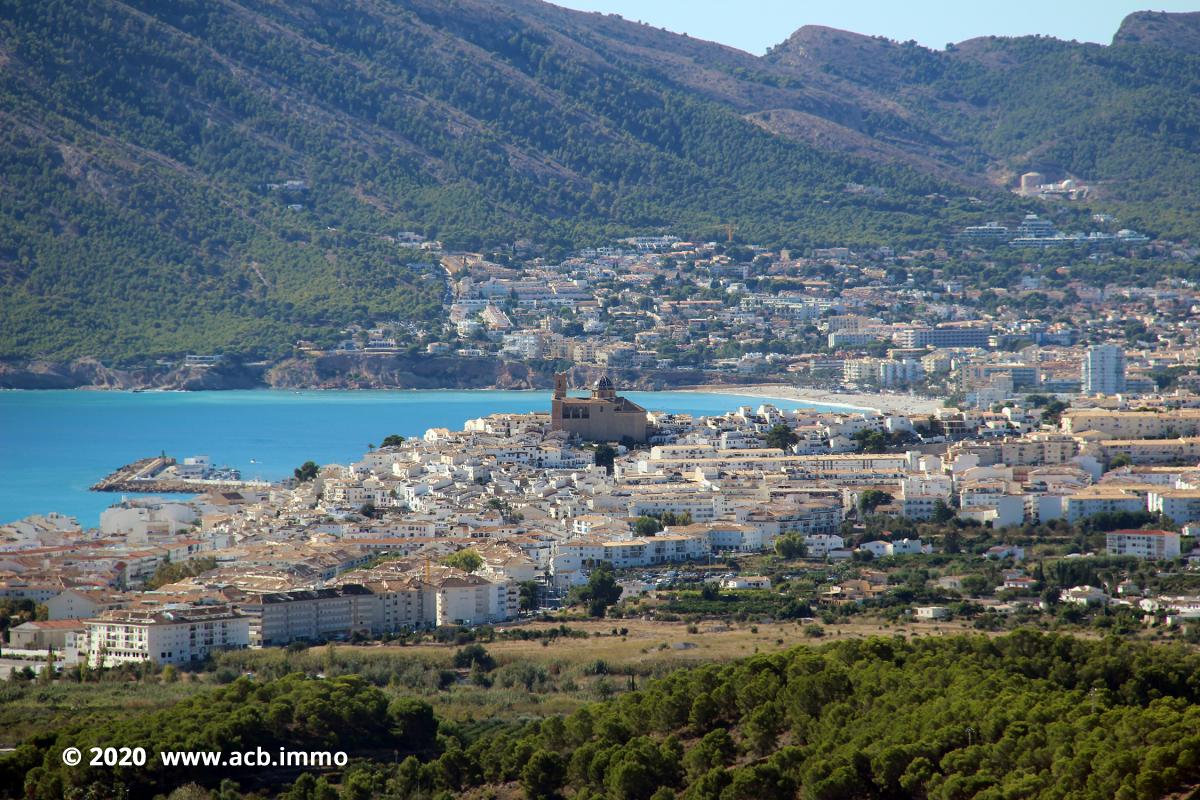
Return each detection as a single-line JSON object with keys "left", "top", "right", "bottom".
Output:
{"left": 550, "top": 373, "right": 648, "bottom": 443}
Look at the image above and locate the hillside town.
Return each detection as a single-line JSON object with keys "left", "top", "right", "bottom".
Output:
{"left": 5, "top": 365, "right": 1200, "bottom": 673}
{"left": 284, "top": 224, "right": 1200, "bottom": 401}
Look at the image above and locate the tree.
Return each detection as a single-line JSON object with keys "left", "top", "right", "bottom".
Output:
{"left": 852, "top": 429, "right": 888, "bottom": 453}
{"left": 521, "top": 750, "right": 566, "bottom": 800}
{"left": 774, "top": 534, "right": 806, "bottom": 559}
{"left": 453, "top": 644, "right": 495, "bottom": 671}
{"left": 442, "top": 549, "right": 483, "bottom": 573}
{"left": 519, "top": 581, "right": 541, "bottom": 612}
{"left": 594, "top": 443, "right": 617, "bottom": 474}
{"left": 858, "top": 489, "right": 891, "bottom": 515}
{"left": 388, "top": 697, "right": 439, "bottom": 753}
{"left": 381, "top": 434, "right": 406, "bottom": 448}
{"left": 942, "top": 527, "right": 963, "bottom": 554}
{"left": 932, "top": 499, "right": 956, "bottom": 524}
{"left": 634, "top": 516, "right": 663, "bottom": 537}
{"left": 39, "top": 647, "right": 55, "bottom": 684}
{"left": 145, "top": 557, "right": 218, "bottom": 589}
{"left": 763, "top": 424, "right": 799, "bottom": 451}
{"left": 294, "top": 460, "right": 320, "bottom": 482}
{"left": 1109, "top": 453, "right": 1133, "bottom": 469}
{"left": 569, "top": 563, "right": 623, "bottom": 617}
{"left": 961, "top": 574, "right": 993, "bottom": 597}
{"left": 1041, "top": 399, "right": 1069, "bottom": 427}
{"left": 743, "top": 703, "right": 781, "bottom": 756}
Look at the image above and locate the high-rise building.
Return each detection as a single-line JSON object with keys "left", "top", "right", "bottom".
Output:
{"left": 1081, "top": 344, "right": 1126, "bottom": 395}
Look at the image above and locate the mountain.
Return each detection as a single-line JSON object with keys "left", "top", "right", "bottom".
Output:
{"left": 762, "top": 13, "right": 1200, "bottom": 237}
{"left": 1114, "top": 10, "right": 1200, "bottom": 49}
{"left": 0, "top": 2, "right": 1196, "bottom": 362}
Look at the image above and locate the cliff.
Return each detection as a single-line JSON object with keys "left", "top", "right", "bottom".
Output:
{"left": 0, "top": 358, "right": 267, "bottom": 390}
{"left": 0, "top": 355, "right": 757, "bottom": 392}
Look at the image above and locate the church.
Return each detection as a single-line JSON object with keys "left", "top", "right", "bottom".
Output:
{"left": 550, "top": 373, "right": 649, "bottom": 443}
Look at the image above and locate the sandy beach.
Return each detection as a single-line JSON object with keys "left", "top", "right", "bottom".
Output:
{"left": 682, "top": 383, "right": 943, "bottom": 416}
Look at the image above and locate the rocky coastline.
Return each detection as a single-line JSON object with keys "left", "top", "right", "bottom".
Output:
{"left": 0, "top": 355, "right": 769, "bottom": 393}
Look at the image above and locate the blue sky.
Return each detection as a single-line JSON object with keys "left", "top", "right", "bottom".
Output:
{"left": 553, "top": 1, "right": 1198, "bottom": 53}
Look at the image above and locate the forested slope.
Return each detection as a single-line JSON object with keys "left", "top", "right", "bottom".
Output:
{"left": 765, "top": 20, "right": 1200, "bottom": 239}
{"left": 0, "top": 0, "right": 969, "bottom": 362}
{"left": 1, "top": 2, "right": 1197, "bottom": 362}
{"left": 7, "top": 632, "right": 1200, "bottom": 799}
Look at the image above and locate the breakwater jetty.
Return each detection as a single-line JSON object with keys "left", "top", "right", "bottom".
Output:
{"left": 91, "top": 455, "right": 270, "bottom": 494}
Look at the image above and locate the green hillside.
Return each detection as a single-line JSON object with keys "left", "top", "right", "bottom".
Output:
{"left": 0, "top": 0, "right": 979, "bottom": 362}
{"left": 0, "top": 2, "right": 1197, "bottom": 362}
{"left": 764, "top": 19, "right": 1200, "bottom": 238}
{"left": 442, "top": 632, "right": 1200, "bottom": 800}
{"left": 8, "top": 632, "right": 1200, "bottom": 799}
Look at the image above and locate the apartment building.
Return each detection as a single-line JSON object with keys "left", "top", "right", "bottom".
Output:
{"left": 551, "top": 532, "right": 709, "bottom": 576}
{"left": 1147, "top": 489, "right": 1200, "bottom": 525}
{"left": 1064, "top": 486, "right": 1150, "bottom": 522}
{"left": 1105, "top": 529, "right": 1181, "bottom": 560}
{"left": 951, "top": 435, "right": 1080, "bottom": 468}
{"left": 242, "top": 585, "right": 377, "bottom": 647}
{"left": 1083, "top": 437, "right": 1200, "bottom": 466}
{"left": 894, "top": 324, "right": 991, "bottom": 349}
{"left": 84, "top": 604, "right": 250, "bottom": 667}
{"left": 1062, "top": 409, "right": 1200, "bottom": 437}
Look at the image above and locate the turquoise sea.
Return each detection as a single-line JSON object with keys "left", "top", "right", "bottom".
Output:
{"left": 0, "top": 389, "right": 855, "bottom": 527}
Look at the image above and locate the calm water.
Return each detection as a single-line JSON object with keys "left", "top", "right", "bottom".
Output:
{"left": 0, "top": 389, "right": 855, "bottom": 526}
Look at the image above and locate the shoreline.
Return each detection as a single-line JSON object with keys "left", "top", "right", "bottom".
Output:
{"left": 2, "top": 382, "right": 942, "bottom": 416}
{"left": 677, "top": 383, "right": 943, "bottom": 416}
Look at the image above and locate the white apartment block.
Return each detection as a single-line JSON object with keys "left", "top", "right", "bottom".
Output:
{"left": 1064, "top": 488, "right": 1148, "bottom": 522}
{"left": 767, "top": 501, "right": 843, "bottom": 535}
{"left": 1148, "top": 490, "right": 1200, "bottom": 525}
{"left": 85, "top": 604, "right": 249, "bottom": 667}
{"left": 243, "top": 586, "right": 377, "bottom": 647}
{"left": 552, "top": 533, "right": 709, "bottom": 576}
{"left": 1105, "top": 530, "right": 1181, "bottom": 561}
{"left": 625, "top": 494, "right": 726, "bottom": 522}
{"left": 695, "top": 522, "right": 774, "bottom": 552}
{"left": 1062, "top": 409, "right": 1200, "bottom": 438}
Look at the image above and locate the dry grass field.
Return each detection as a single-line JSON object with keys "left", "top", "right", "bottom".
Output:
{"left": 380, "top": 616, "right": 989, "bottom": 726}
{"left": 459, "top": 616, "right": 980, "bottom": 666}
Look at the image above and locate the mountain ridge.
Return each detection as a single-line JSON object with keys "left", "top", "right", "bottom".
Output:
{"left": 0, "top": 2, "right": 1196, "bottom": 362}
{"left": 1113, "top": 10, "right": 1200, "bottom": 49}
